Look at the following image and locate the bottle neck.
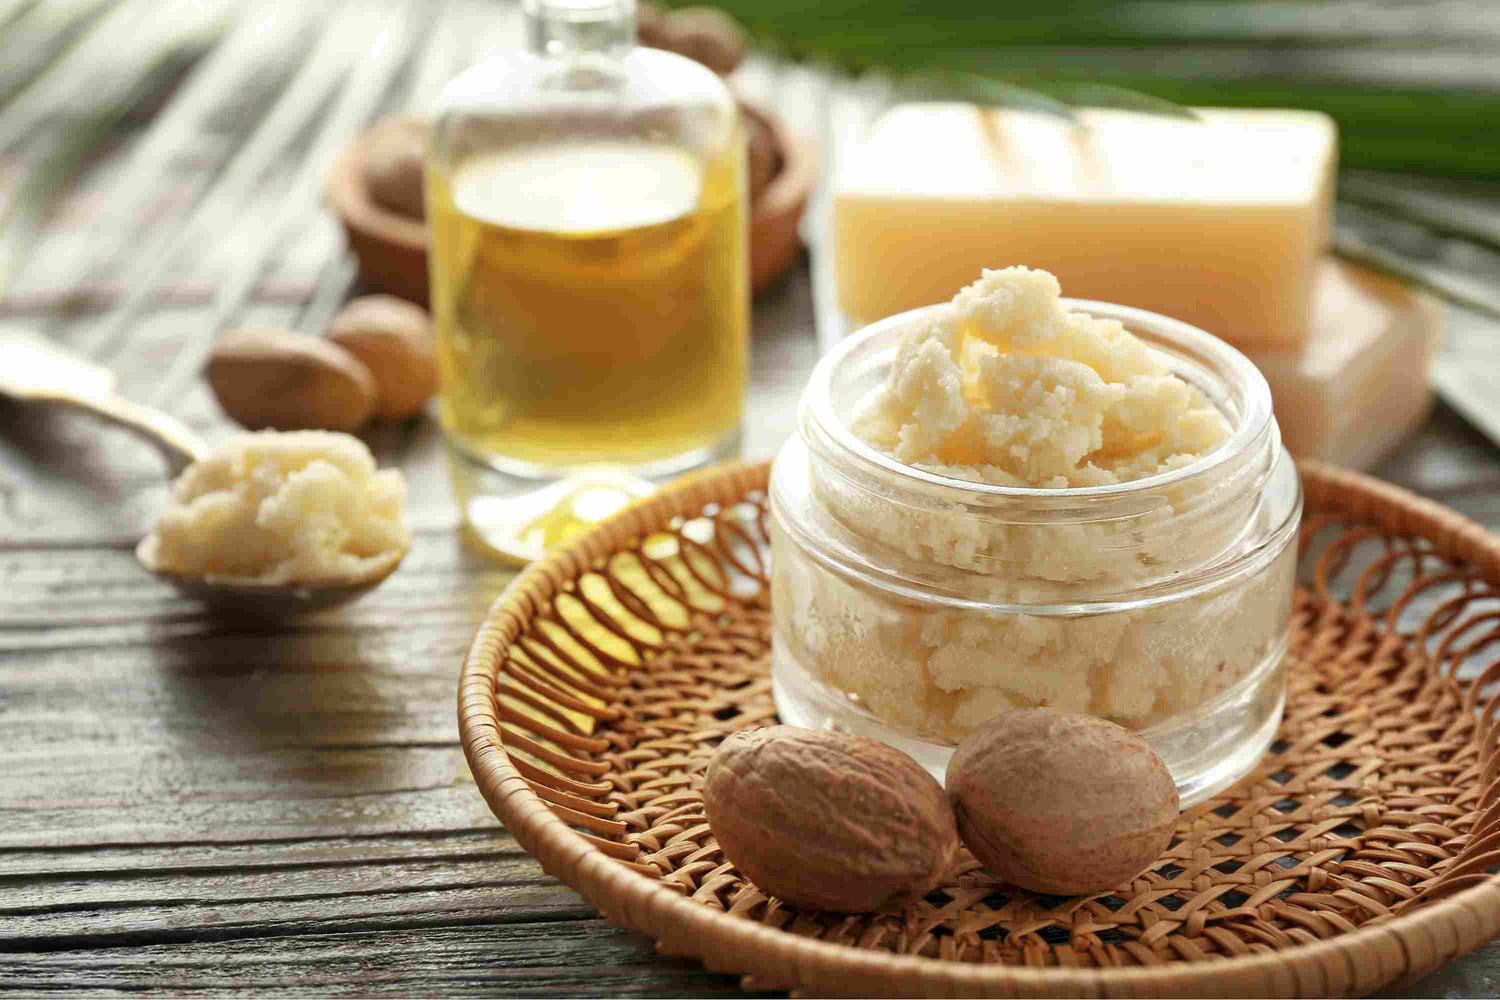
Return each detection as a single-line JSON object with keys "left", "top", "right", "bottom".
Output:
{"left": 524, "top": 0, "right": 636, "bottom": 59}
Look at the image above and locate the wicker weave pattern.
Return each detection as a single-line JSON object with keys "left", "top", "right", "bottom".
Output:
{"left": 459, "top": 461, "right": 1500, "bottom": 997}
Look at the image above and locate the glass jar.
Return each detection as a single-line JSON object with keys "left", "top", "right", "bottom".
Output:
{"left": 770, "top": 301, "right": 1302, "bottom": 806}
{"left": 427, "top": 0, "right": 748, "bottom": 563}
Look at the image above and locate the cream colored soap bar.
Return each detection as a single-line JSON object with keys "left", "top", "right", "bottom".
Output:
{"left": 1249, "top": 259, "right": 1442, "bottom": 469}
{"left": 833, "top": 103, "right": 1337, "bottom": 350}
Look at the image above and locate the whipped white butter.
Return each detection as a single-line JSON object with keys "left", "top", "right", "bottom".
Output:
{"left": 138, "top": 431, "right": 409, "bottom": 585}
{"left": 855, "top": 266, "right": 1229, "bottom": 487}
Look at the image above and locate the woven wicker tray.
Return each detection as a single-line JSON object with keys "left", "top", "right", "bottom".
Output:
{"left": 458, "top": 460, "right": 1500, "bottom": 998}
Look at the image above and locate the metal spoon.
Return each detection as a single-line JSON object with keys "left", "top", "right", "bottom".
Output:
{"left": 0, "top": 329, "right": 404, "bottom": 615}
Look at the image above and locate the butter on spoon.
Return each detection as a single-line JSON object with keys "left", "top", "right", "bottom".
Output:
{"left": 0, "top": 329, "right": 407, "bottom": 615}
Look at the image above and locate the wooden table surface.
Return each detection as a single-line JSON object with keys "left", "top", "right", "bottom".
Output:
{"left": 3, "top": 1, "right": 1500, "bottom": 995}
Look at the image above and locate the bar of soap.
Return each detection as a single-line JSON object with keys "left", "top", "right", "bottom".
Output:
{"left": 833, "top": 103, "right": 1337, "bottom": 351}
{"left": 1249, "top": 259, "right": 1442, "bottom": 469}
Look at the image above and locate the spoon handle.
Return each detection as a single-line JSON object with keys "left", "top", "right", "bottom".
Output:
{"left": 0, "top": 329, "right": 207, "bottom": 477}
{"left": 24, "top": 386, "right": 208, "bottom": 477}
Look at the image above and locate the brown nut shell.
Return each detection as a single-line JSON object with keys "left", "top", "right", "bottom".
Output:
{"left": 946, "top": 709, "right": 1179, "bottom": 896}
{"left": 743, "top": 102, "right": 779, "bottom": 204}
{"left": 657, "top": 6, "right": 747, "bottom": 75}
{"left": 636, "top": 2, "right": 670, "bottom": 49}
{"left": 362, "top": 117, "right": 426, "bottom": 221}
{"left": 703, "top": 725, "right": 958, "bottom": 913}
{"left": 207, "top": 328, "right": 376, "bottom": 432}
{"left": 327, "top": 295, "right": 437, "bottom": 421}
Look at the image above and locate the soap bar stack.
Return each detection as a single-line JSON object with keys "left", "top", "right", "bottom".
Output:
{"left": 832, "top": 103, "right": 1442, "bottom": 468}
{"left": 1250, "top": 260, "right": 1441, "bottom": 470}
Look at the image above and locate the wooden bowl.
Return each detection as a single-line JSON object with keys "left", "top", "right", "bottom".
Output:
{"left": 325, "top": 103, "right": 816, "bottom": 305}
{"left": 740, "top": 97, "right": 816, "bottom": 294}
{"left": 325, "top": 119, "right": 429, "bottom": 304}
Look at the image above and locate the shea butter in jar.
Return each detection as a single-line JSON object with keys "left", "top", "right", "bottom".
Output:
{"left": 770, "top": 269, "right": 1301, "bottom": 805}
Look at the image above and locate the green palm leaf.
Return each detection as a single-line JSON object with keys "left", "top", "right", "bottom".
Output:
{"left": 1333, "top": 231, "right": 1500, "bottom": 322}
{"left": 0, "top": 0, "right": 234, "bottom": 292}
{"left": 696, "top": 0, "right": 1500, "bottom": 181}
{"left": 688, "top": 0, "right": 1500, "bottom": 311}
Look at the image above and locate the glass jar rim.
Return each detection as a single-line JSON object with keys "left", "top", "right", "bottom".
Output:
{"left": 803, "top": 298, "right": 1276, "bottom": 501}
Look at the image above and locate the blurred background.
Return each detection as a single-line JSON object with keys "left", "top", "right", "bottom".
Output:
{"left": 1, "top": 0, "right": 1496, "bottom": 457}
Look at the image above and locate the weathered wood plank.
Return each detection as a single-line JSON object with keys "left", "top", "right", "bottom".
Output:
{"left": 1, "top": 839, "right": 540, "bottom": 916}
{"left": 1395, "top": 948, "right": 1500, "bottom": 1000}
{"left": 0, "top": 745, "right": 502, "bottom": 849}
{"left": 0, "top": 921, "right": 754, "bottom": 997}
{"left": 0, "top": 860, "right": 595, "bottom": 945}
{"left": 0, "top": 532, "right": 504, "bottom": 634}
{"left": 1374, "top": 400, "right": 1500, "bottom": 499}
{"left": 0, "top": 830, "right": 512, "bottom": 879}
{"left": 1, "top": 914, "right": 1490, "bottom": 998}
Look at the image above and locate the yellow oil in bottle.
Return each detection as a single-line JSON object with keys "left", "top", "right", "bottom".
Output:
{"left": 426, "top": 136, "right": 748, "bottom": 473}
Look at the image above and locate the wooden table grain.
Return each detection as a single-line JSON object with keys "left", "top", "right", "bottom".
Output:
{"left": 0, "top": 268, "right": 817, "bottom": 998}
{"left": 3, "top": 2, "right": 1500, "bottom": 995}
{"left": 5, "top": 270, "right": 1500, "bottom": 999}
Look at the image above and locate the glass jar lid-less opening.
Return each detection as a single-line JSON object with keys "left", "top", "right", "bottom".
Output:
{"left": 776, "top": 300, "right": 1301, "bottom": 608}
{"left": 433, "top": 0, "right": 736, "bottom": 165}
